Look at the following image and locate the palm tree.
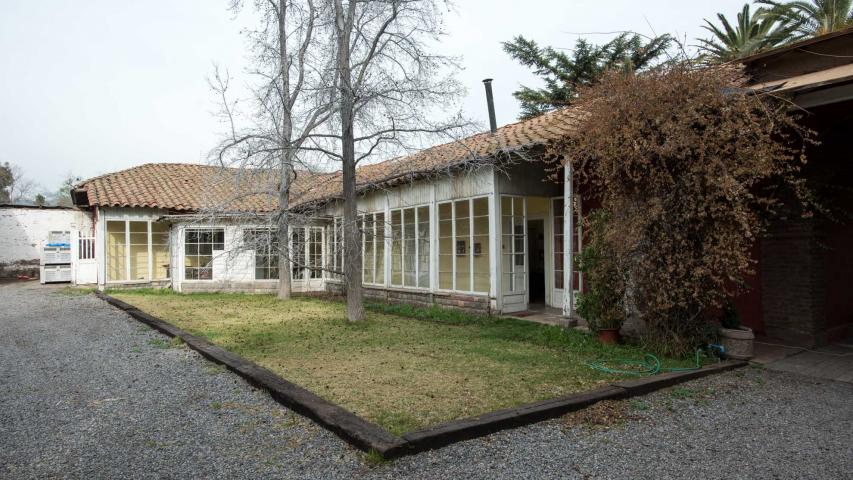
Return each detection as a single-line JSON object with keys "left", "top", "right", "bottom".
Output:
{"left": 758, "top": 0, "right": 853, "bottom": 37}
{"left": 698, "top": 4, "right": 797, "bottom": 62}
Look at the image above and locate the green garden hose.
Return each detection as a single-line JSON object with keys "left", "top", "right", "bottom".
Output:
{"left": 586, "top": 348, "right": 704, "bottom": 376}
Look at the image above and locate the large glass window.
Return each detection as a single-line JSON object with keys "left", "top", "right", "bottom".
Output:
{"left": 291, "top": 227, "right": 305, "bottom": 280}
{"left": 438, "top": 197, "right": 491, "bottom": 293}
{"left": 308, "top": 227, "right": 323, "bottom": 279}
{"left": 107, "top": 219, "right": 170, "bottom": 282}
{"left": 501, "top": 196, "right": 526, "bottom": 293}
{"left": 290, "top": 226, "right": 323, "bottom": 281}
{"left": 417, "top": 206, "right": 430, "bottom": 288}
{"left": 361, "top": 212, "right": 385, "bottom": 285}
{"left": 106, "top": 221, "right": 126, "bottom": 282}
{"left": 390, "top": 206, "right": 430, "bottom": 288}
{"left": 245, "top": 229, "right": 279, "bottom": 280}
{"left": 327, "top": 217, "right": 343, "bottom": 280}
{"left": 129, "top": 221, "right": 149, "bottom": 281}
{"left": 152, "top": 223, "right": 170, "bottom": 280}
{"left": 184, "top": 228, "right": 223, "bottom": 280}
{"left": 391, "top": 210, "right": 402, "bottom": 285}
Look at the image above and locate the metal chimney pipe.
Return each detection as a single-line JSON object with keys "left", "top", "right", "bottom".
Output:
{"left": 483, "top": 78, "right": 497, "bottom": 134}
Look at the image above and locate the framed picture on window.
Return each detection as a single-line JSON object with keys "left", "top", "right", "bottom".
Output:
{"left": 473, "top": 242, "right": 482, "bottom": 256}
{"left": 456, "top": 239, "right": 466, "bottom": 255}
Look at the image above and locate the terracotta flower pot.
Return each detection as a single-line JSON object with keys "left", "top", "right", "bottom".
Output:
{"left": 597, "top": 328, "right": 621, "bottom": 344}
{"left": 719, "top": 326, "right": 755, "bottom": 360}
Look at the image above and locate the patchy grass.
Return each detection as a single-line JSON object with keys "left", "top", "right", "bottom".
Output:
{"left": 110, "top": 289, "right": 697, "bottom": 435}
{"left": 57, "top": 286, "right": 96, "bottom": 296}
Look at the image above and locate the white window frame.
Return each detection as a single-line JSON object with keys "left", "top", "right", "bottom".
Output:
{"left": 361, "top": 212, "right": 386, "bottom": 286}
{"left": 290, "top": 226, "right": 324, "bottom": 282}
{"left": 105, "top": 219, "right": 171, "bottom": 283}
{"left": 244, "top": 228, "right": 279, "bottom": 281}
{"left": 501, "top": 195, "right": 527, "bottom": 294}
{"left": 551, "top": 196, "right": 583, "bottom": 296}
{"left": 327, "top": 217, "right": 344, "bottom": 280}
{"left": 437, "top": 195, "right": 491, "bottom": 295}
{"left": 183, "top": 227, "right": 224, "bottom": 281}
{"left": 390, "top": 204, "right": 431, "bottom": 290}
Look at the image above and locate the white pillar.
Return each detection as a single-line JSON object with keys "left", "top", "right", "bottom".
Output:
{"left": 488, "top": 169, "right": 500, "bottom": 310}
{"left": 429, "top": 185, "right": 437, "bottom": 291}
{"left": 384, "top": 194, "right": 392, "bottom": 287}
{"left": 561, "top": 163, "right": 575, "bottom": 326}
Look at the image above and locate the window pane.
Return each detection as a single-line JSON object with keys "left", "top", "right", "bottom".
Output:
{"left": 501, "top": 196, "right": 512, "bottom": 215}
{"left": 391, "top": 210, "right": 402, "bottom": 285}
{"left": 375, "top": 213, "right": 385, "bottom": 284}
{"left": 363, "top": 216, "right": 374, "bottom": 283}
{"left": 291, "top": 228, "right": 305, "bottom": 280}
{"left": 107, "top": 221, "right": 126, "bottom": 281}
{"left": 473, "top": 197, "right": 488, "bottom": 217}
{"left": 153, "top": 243, "right": 169, "bottom": 280}
{"left": 403, "top": 208, "right": 416, "bottom": 287}
{"left": 129, "top": 244, "right": 149, "bottom": 281}
{"left": 309, "top": 227, "right": 322, "bottom": 279}
{"left": 472, "top": 234, "right": 490, "bottom": 293}
{"left": 417, "top": 206, "right": 430, "bottom": 288}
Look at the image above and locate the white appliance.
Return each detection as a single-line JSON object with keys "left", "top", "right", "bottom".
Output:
{"left": 40, "top": 230, "right": 72, "bottom": 284}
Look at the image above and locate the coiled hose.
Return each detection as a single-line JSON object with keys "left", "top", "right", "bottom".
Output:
{"left": 586, "top": 348, "right": 705, "bottom": 376}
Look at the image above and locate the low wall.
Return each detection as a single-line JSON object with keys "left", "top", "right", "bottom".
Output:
{"left": 0, "top": 205, "right": 93, "bottom": 279}
{"left": 326, "top": 281, "right": 491, "bottom": 314}
{"left": 179, "top": 280, "right": 279, "bottom": 294}
{"left": 103, "top": 280, "right": 171, "bottom": 291}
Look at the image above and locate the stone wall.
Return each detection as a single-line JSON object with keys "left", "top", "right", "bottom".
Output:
{"left": 179, "top": 280, "right": 279, "bottom": 294}
{"left": 325, "top": 281, "right": 492, "bottom": 314}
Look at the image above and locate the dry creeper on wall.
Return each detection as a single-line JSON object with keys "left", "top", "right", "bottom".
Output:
{"left": 547, "top": 62, "right": 816, "bottom": 356}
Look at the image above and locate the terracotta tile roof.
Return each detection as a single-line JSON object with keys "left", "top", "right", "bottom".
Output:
{"left": 74, "top": 107, "right": 582, "bottom": 212}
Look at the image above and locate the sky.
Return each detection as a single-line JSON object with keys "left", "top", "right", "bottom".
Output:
{"left": 0, "top": 0, "right": 747, "bottom": 196}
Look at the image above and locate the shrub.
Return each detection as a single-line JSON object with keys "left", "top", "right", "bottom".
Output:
{"left": 575, "top": 211, "right": 625, "bottom": 332}
{"left": 547, "top": 62, "right": 813, "bottom": 355}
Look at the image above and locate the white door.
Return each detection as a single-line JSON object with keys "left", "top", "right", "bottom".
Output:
{"left": 500, "top": 196, "right": 527, "bottom": 313}
{"left": 550, "top": 197, "right": 582, "bottom": 309}
{"left": 73, "top": 231, "right": 98, "bottom": 284}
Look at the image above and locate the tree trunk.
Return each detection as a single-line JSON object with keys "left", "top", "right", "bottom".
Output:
{"left": 277, "top": 163, "right": 292, "bottom": 300}
{"left": 336, "top": 0, "right": 364, "bottom": 322}
{"left": 276, "top": 0, "right": 292, "bottom": 300}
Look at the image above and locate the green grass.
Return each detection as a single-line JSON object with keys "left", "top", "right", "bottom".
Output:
{"left": 110, "top": 289, "right": 695, "bottom": 435}
{"left": 57, "top": 286, "right": 96, "bottom": 296}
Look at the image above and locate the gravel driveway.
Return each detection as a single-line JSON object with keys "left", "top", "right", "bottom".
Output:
{"left": 1, "top": 282, "right": 851, "bottom": 479}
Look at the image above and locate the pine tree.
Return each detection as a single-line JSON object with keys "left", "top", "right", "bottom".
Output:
{"left": 502, "top": 33, "right": 672, "bottom": 119}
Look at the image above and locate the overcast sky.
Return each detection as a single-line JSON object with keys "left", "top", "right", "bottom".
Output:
{"left": 0, "top": 0, "right": 746, "bottom": 195}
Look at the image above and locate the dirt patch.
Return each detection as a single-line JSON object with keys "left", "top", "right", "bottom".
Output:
{"left": 563, "top": 400, "right": 636, "bottom": 430}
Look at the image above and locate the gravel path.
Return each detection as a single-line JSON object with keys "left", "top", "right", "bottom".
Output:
{"left": 1, "top": 282, "right": 851, "bottom": 479}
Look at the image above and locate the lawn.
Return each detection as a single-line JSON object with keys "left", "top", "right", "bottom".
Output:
{"left": 110, "top": 290, "right": 692, "bottom": 435}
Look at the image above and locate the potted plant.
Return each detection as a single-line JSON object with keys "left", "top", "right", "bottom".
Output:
{"left": 575, "top": 212, "right": 625, "bottom": 344}
{"left": 718, "top": 301, "right": 754, "bottom": 360}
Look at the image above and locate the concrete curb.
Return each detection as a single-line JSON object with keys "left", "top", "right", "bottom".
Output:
{"left": 95, "top": 292, "right": 747, "bottom": 459}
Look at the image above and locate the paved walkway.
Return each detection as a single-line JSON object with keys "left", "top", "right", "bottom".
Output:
{"left": 754, "top": 339, "right": 853, "bottom": 383}
{"left": 1, "top": 282, "right": 851, "bottom": 479}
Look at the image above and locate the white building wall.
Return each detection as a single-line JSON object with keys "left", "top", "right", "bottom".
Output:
{"left": 0, "top": 206, "right": 94, "bottom": 278}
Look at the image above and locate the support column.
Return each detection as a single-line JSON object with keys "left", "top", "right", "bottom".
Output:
{"left": 562, "top": 163, "right": 576, "bottom": 326}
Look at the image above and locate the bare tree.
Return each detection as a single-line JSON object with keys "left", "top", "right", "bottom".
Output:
{"left": 211, "top": 0, "right": 336, "bottom": 300}
{"left": 0, "top": 162, "right": 36, "bottom": 204}
{"left": 318, "top": 0, "right": 468, "bottom": 321}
